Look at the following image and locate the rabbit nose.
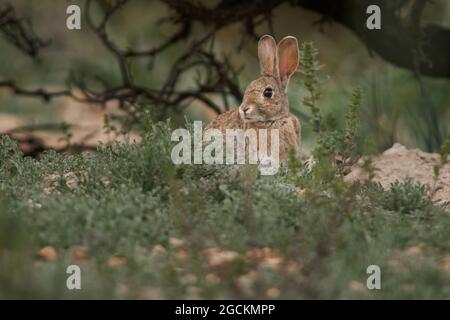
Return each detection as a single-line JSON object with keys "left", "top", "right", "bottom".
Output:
{"left": 242, "top": 106, "right": 249, "bottom": 113}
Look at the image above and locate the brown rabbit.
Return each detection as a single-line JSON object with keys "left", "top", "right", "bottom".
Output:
{"left": 205, "top": 34, "right": 301, "bottom": 161}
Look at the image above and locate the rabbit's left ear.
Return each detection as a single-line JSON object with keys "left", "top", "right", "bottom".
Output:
{"left": 277, "top": 36, "right": 299, "bottom": 90}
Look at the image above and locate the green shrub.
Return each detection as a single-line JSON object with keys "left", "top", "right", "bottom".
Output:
{"left": 1, "top": 123, "right": 449, "bottom": 299}
{"left": 380, "top": 178, "right": 430, "bottom": 214}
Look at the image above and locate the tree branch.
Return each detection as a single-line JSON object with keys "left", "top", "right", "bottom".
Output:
{"left": 293, "top": 0, "right": 450, "bottom": 78}
{"left": 165, "top": 0, "right": 450, "bottom": 78}
{"left": 0, "top": 81, "right": 72, "bottom": 102}
{"left": 0, "top": 3, "right": 49, "bottom": 58}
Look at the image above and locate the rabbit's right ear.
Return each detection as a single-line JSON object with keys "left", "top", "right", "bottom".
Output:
{"left": 258, "top": 35, "right": 279, "bottom": 78}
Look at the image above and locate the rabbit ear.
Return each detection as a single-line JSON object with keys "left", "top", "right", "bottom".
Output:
{"left": 258, "top": 35, "right": 279, "bottom": 78}
{"left": 277, "top": 36, "right": 299, "bottom": 90}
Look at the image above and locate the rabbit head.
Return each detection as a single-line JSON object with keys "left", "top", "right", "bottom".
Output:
{"left": 239, "top": 35, "right": 299, "bottom": 123}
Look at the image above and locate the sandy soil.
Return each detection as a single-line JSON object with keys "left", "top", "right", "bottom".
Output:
{"left": 345, "top": 143, "right": 450, "bottom": 206}
{"left": 0, "top": 98, "right": 141, "bottom": 151}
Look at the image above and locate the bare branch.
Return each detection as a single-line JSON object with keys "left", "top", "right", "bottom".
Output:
{"left": 0, "top": 3, "right": 49, "bottom": 58}
{"left": 0, "top": 81, "right": 71, "bottom": 102}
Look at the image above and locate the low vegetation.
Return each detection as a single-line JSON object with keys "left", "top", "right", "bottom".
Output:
{"left": 0, "top": 44, "right": 449, "bottom": 299}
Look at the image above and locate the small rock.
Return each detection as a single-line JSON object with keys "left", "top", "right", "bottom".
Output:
{"left": 152, "top": 244, "right": 166, "bottom": 255}
{"left": 64, "top": 172, "right": 78, "bottom": 189}
{"left": 235, "top": 271, "right": 257, "bottom": 297}
{"left": 205, "top": 248, "right": 239, "bottom": 267}
{"left": 100, "top": 176, "right": 111, "bottom": 187}
{"left": 205, "top": 273, "right": 221, "bottom": 285}
{"left": 137, "top": 287, "right": 164, "bottom": 300}
{"left": 168, "top": 237, "right": 185, "bottom": 248}
{"left": 43, "top": 187, "right": 54, "bottom": 195}
{"left": 348, "top": 280, "right": 367, "bottom": 294}
{"left": 440, "top": 256, "right": 450, "bottom": 276}
{"left": 175, "top": 249, "right": 189, "bottom": 262}
{"left": 37, "top": 246, "right": 57, "bottom": 261}
{"left": 186, "top": 286, "right": 202, "bottom": 299}
{"left": 266, "top": 287, "right": 280, "bottom": 298}
{"left": 69, "top": 245, "right": 89, "bottom": 261}
{"left": 180, "top": 273, "right": 197, "bottom": 286}
{"left": 285, "top": 261, "right": 301, "bottom": 273}
{"left": 260, "top": 257, "right": 283, "bottom": 271}
{"left": 107, "top": 257, "right": 128, "bottom": 267}
{"left": 404, "top": 245, "right": 422, "bottom": 256}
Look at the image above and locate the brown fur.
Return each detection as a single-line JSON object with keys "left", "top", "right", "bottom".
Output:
{"left": 204, "top": 35, "right": 302, "bottom": 161}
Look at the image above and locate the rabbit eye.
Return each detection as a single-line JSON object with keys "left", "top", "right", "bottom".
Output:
{"left": 263, "top": 87, "right": 273, "bottom": 98}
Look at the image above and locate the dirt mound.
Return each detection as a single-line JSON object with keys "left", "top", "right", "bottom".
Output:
{"left": 0, "top": 99, "right": 141, "bottom": 155}
{"left": 346, "top": 143, "right": 450, "bottom": 205}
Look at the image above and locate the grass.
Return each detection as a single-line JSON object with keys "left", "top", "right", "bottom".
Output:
{"left": 0, "top": 122, "right": 449, "bottom": 299}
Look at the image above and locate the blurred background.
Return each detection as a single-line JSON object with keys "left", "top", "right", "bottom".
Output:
{"left": 0, "top": 0, "right": 449, "bottom": 155}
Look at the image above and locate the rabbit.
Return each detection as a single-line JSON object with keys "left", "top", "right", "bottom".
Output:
{"left": 204, "top": 34, "right": 301, "bottom": 162}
